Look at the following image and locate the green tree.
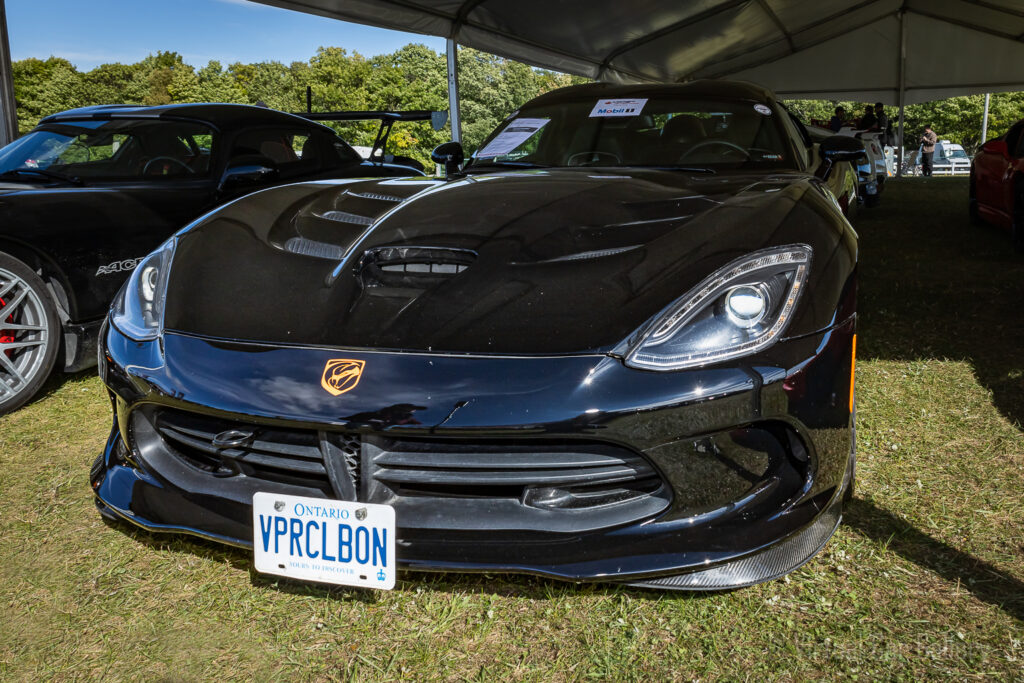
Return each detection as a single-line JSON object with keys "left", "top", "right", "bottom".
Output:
{"left": 12, "top": 57, "right": 85, "bottom": 133}
{"left": 82, "top": 62, "right": 147, "bottom": 107}
{"left": 167, "top": 60, "right": 245, "bottom": 103}
{"left": 138, "top": 51, "right": 187, "bottom": 105}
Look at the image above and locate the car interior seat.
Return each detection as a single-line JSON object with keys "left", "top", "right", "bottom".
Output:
{"left": 660, "top": 115, "right": 707, "bottom": 163}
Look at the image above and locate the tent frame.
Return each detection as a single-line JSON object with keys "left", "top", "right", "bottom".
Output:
{"left": 0, "top": 0, "right": 16, "bottom": 145}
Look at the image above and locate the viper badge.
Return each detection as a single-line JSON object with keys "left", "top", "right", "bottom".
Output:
{"left": 321, "top": 359, "right": 366, "bottom": 396}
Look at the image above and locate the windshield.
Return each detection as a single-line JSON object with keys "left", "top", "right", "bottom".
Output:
{"left": 0, "top": 119, "right": 216, "bottom": 181}
{"left": 467, "top": 95, "right": 794, "bottom": 171}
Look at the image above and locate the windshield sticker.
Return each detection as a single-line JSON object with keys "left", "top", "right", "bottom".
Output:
{"left": 589, "top": 98, "right": 648, "bottom": 118}
{"left": 754, "top": 104, "right": 773, "bottom": 116}
{"left": 476, "top": 118, "right": 549, "bottom": 158}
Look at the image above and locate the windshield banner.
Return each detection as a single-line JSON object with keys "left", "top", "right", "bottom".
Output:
{"left": 589, "top": 98, "right": 648, "bottom": 118}
{"left": 476, "top": 118, "right": 550, "bottom": 158}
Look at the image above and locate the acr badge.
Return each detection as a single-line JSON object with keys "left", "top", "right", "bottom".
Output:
{"left": 321, "top": 359, "right": 366, "bottom": 396}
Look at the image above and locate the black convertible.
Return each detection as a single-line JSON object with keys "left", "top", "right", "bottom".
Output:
{"left": 94, "top": 81, "right": 862, "bottom": 591}
{"left": 0, "top": 103, "right": 433, "bottom": 413}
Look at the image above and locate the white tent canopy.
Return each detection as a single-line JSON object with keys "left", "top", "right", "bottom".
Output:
{"left": 3, "top": 0, "right": 1024, "bottom": 146}
{"left": 253, "top": 0, "right": 1024, "bottom": 104}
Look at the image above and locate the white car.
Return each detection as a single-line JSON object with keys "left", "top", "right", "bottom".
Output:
{"left": 835, "top": 126, "right": 888, "bottom": 201}
{"left": 808, "top": 125, "right": 880, "bottom": 207}
{"left": 934, "top": 141, "right": 971, "bottom": 175}
{"left": 905, "top": 140, "right": 971, "bottom": 176}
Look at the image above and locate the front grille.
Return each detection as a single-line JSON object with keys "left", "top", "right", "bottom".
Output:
{"left": 141, "top": 408, "right": 670, "bottom": 532}
{"left": 152, "top": 410, "right": 359, "bottom": 498}
{"left": 368, "top": 438, "right": 661, "bottom": 501}
{"left": 364, "top": 438, "right": 670, "bottom": 531}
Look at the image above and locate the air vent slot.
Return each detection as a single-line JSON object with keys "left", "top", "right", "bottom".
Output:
{"left": 284, "top": 236, "right": 346, "bottom": 260}
{"left": 319, "top": 210, "right": 374, "bottom": 226}
{"left": 359, "top": 246, "right": 476, "bottom": 288}
{"left": 149, "top": 409, "right": 360, "bottom": 497}
{"left": 347, "top": 191, "right": 403, "bottom": 202}
{"left": 361, "top": 437, "right": 671, "bottom": 532}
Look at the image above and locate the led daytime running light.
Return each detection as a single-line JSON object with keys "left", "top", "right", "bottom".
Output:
{"left": 647, "top": 248, "right": 809, "bottom": 346}
{"left": 627, "top": 244, "right": 811, "bottom": 371}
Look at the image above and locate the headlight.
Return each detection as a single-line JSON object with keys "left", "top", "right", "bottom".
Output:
{"left": 110, "top": 238, "right": 176, "bottom": 341}
{"left": 626, "top": 244, "right": 811, "bottom": 370}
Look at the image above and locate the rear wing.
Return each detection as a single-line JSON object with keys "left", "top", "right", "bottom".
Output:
{"left": 294, "top": 90, "right": 448, "bottom": 165}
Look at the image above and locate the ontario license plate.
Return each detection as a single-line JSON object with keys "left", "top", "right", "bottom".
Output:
{"left": 252, "top": 492, "right": 396, "bottom": 590}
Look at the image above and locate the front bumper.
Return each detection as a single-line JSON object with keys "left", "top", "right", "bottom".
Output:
{"left": 93, "top": 317, "right": 855, "bottom": 589}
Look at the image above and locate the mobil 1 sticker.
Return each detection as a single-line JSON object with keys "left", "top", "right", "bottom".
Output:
{"left": 589, "top": 98, "right": 648, "bottom": 117}
{"left": 252, "top": 492, "right": 396, "bottom": 590}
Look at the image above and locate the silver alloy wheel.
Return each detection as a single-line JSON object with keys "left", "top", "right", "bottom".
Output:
{"left": 0, "top": 265, "right": 51, "bottom": 404}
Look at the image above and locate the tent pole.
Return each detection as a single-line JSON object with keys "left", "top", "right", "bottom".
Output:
{"left": 446, "top": 37, "right": 462, "bottom": 144}
{"left": 0, "top": 0, "right": 17, "bottom": 145}
{"left": 896, "top": 10, "right": 906, "bottom": 178}
{"left": 981, "top": 93, "right": 990, "bottom": 144}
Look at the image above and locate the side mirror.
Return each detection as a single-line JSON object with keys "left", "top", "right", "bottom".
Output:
{"left": 817, "top": 135, "right": 867, "bottom": 180}
{"left": 431, "top": 141, "right": 464, "bottom": 178}
{"left": 982, "top": 138, "right": 1009, "bottom": 157}
{"left": 219, "top": 157, "right": 279, "bottom": 191}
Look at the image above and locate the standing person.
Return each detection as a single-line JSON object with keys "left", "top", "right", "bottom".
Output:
{"left": 828, "top": 106, "right": 846, "bottom": 132}
{"left": 874, "top": 103, "right": 891, "bottom": 146}
{"left": 859, "top": 105, "right": 877, "bottom": 130}
{"left": 920, "top": 125, "right": 937, "bottom": 176}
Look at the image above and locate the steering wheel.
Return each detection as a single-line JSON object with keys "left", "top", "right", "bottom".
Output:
{"left": 680, "top": 140, "right": 751, "bottom": 160}
{"left": 567, "top": 151, "right": 621, "bottom": 167}
{"left": 143, "top": 156, "right": 194, "bottom": 175}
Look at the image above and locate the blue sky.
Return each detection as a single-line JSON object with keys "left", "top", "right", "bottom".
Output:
{"left": 6, "top": 0, "right": 447, "bottom": 70}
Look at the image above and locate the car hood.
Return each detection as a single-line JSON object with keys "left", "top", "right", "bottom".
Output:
{"left": 164, "top": 168, "right": 833, "bottom": 355}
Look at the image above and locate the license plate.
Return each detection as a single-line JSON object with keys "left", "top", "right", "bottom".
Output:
{"left": 252, "top": 492, "right": 396, "bottom": 590}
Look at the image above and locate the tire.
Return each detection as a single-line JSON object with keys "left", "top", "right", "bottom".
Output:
{"left": 0, "top": 252, "right": 61, "bottom": 415}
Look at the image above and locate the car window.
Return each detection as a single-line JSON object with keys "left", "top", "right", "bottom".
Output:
{"left": 230, "top": 128, "right": 327, "bottom": 179}
{"left": 333, "top": 141, "right": 362, "bottom": 164}
{"left": 0, "top": 119, "right": 216, "bottom": 180}
{"left": 469, "top": 96, "right": 794, "bottom": 171}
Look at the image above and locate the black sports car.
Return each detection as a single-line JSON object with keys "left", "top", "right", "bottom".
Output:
{"left": 94, "top": 81, "right": 861, "bottom": 591}
{"left": 0, "top": 103, "right": 432, "bottom": 413}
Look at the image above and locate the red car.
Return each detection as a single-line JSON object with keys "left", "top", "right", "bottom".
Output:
{"left": 970, "top": 121, "right": 1024, "bottom": 250}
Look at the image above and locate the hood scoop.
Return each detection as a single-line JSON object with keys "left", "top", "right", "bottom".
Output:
{"left": 358, "top": 246, "right": 476, "bottom": 291}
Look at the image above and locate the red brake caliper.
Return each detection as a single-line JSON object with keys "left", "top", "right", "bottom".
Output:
{"left": 0, "top": 297, "right": 13, "bottom": 358}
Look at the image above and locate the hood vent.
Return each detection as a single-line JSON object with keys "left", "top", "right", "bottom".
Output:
{"left": 318, "top": 210, "right": 374, "bottom": 226}
{"left": 347, "top": 191, "right": 403, "bottom": 202}
{"left": 284, "top": 236, "right": 346, "bottom": 261}
{"left": 358, "top": 246, "right": 476, "bottom": 289}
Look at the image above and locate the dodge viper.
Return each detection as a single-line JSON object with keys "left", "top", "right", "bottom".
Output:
{"left": 93, "top": 81, "right": 861, "bottom": 590}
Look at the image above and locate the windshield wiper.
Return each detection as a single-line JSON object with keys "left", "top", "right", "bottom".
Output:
{"left": 639, "top": 165, "right": 717, "bottom": 175}
{"left": 463, "top": 160, "right": 550, "bottom": 172}
{"left": 0, "top": 168, "right": 83, "bottom": 185}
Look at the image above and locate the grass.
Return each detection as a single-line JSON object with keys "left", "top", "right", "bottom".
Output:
{"left": 1, "top": 177, "right": 1023, "bottom": 681}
